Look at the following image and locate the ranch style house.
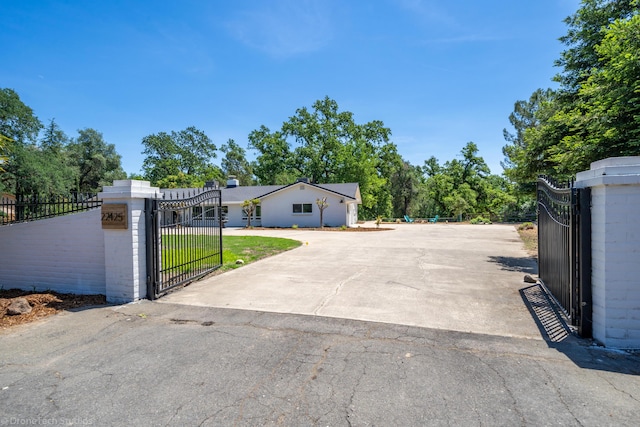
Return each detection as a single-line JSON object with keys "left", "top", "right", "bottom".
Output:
{"left": 162, "top": 177, "right": 361, "bottom": 228}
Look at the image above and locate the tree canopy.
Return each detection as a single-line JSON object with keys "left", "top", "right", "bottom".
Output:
{"left": 220, "top": 139, "right": 255, "bottom": 186}
{"left": 0, "top": 88, "right": 126, "bottom": 196}
{"left": 503, "top": 0, "right": 640, "bottom": 189}
{"left": 141, "top": 126, "right": 223, "bottom": 188}
{"left": 248, "top": 96, "right": 400, "bottom": 218}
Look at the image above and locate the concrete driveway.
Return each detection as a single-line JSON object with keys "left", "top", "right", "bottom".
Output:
{"left": 4, "top": 224, "right": 640, "bottom": 426}
{"left": 162, "top": 223, "right": 541, "bottom": 339}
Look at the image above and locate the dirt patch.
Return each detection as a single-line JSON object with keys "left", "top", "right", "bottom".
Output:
{"left": 517, "top": 225, "right": 538, "bottom": 257}
{"left": 0, "top": 289, "right": 106, "bottom": 330}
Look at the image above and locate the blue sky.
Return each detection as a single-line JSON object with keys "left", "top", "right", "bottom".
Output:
{"left": 2, "top": 0, "right": 579, "bottom": 176}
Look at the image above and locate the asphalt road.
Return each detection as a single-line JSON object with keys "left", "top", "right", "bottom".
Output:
{"left": 162, "top": 223, "right": 541, "bottom": 339}
{"left": 1, "top": 223, "right": 639, "bottom": 426}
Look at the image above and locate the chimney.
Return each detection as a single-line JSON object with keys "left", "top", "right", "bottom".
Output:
{"left": 296, "top": 177, "right": 311, "bottom": 184}
{"left": 226, "top": 176, "right": 240, "bottom": 188}
{"left": 204, "top": 180, "right": 218, "bottom": 189}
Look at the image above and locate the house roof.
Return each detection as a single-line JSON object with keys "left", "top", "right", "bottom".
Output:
{"left": 258, "top": 182, "right": 361, "bottom": 204}
{"left": 161, "top": 182, "right": 361, "bottom": 205}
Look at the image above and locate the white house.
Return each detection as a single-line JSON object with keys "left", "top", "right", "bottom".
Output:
{"left": 162, "top": 178, "right": 361, "bottom": 228}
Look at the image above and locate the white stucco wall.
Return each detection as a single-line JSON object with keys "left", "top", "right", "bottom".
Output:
{"left": 0, "top": 209, "right": 106, "bottom": 295}
{"left": 261, "top": 184, "right": 349, "bottom": 228}
{"left": 225, "top": 204, "right": 247, "bottom": 227}
{"left": 576, "top": 157, "right": 640, "bottom": 348}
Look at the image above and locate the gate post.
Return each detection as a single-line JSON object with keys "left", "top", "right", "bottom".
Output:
{"left": 575, "top": 157, "right": 640, "bottom": 348}
{"left": 99, "top": 180, "right": 161, "bottom": 304}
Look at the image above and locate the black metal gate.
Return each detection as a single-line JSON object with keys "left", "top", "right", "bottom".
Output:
{"left": 537, "top": 176, "right": 592, "bottom": 337}
{"left": 145, "top": 188, "right": 223, "bottom": 299}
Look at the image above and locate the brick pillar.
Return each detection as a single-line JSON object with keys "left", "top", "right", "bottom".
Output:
{"left": 99, "top": 180, "right": 161, "bottom": 303}
{"left": 576, "top": 157, "right": 640, "bottom": 348}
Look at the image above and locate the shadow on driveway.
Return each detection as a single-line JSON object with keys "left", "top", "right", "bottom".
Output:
{"left": 520, "top": 283, "right": 640, "bottom": 376}
{"left": 487, "top": 255, "right": 537, "bottom": 274}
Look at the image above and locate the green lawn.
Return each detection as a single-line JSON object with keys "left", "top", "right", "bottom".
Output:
{"left": 161, "top": 234, "right": 301, "bottom": 273}
{"left": 221, "top": 235, "right": 302, "bottom": 271}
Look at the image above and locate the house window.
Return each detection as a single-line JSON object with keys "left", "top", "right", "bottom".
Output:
{"left": 204, "top": 206, "right": 216, "bottom": 219}
{"left": 192, "top": 206, "right": 203, "bottom": 220}
{"left": 293, "top": 203, "right": 312, "bottom": 214}
{"left": 242, "top": 204, "right": 261, "bottom": 220}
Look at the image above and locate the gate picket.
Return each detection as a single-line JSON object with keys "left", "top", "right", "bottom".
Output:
{"left": 146, "top": 188, "right": 223, "bottom": 299}
{"left": 536, "top": 176, "right": 591, "bottom": 337}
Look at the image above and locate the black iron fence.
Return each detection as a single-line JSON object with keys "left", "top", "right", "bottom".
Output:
{"left": 537, "top": 176, "right": 591, "bottom": 337}
{"left": 146, "top": 188, "right": 223, "bottom": 299}
{"left": 0, "top": 193, "right": 102, "bottom": 226}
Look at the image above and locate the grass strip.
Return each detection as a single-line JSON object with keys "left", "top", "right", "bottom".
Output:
{"left": 161, "top": 235, "right": 301, "bottom": 273}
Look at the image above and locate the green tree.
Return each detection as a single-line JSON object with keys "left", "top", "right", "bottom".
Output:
{"left": 389, "top": 161, "right": 424, "bottom": 218}
{"left": 249, "top": 96, "right": 398, "bottom": 218}
{"left": 0, "top": 88, "right": 43, "bottom": 193}
{"left": 423, "top": 156, "right": 441, "bottom": 177}
{"left": 443, "top": 184, "right": 476, "bottom": 222}
{"left": 248, "top": 126, "right": 295, "bottom": 185}
{"left": 3, "top": 120, "right": 75, "bottom": 197}
{"left": 0, "top": 134, "right": 10, "bottom": 173}
{"left": 220, "top": 139, "right": 254, "bottom": 186}
{"left": 425, "top": 173, "right": 455, "bottom": 217}
{"left": 565, "top": 13, "right": 640, "bottom": 161}
{"left": 142, "top": 127, "right": 221, "bottom": 188}
{"left": 503, "top": 0, "right": 640, "bottom": 186}
{"left": 242, "top": 198, "right": 260, "bottom": 228}
{"left": 554, "top": 0, "right": 637, "bottom": 95}
{"left": 39, "top": 120, "right": 76, "bottom": 194}
{"left": 421, "top": 143, "right": 511, "bottom": 220}
{"left": 0, "top": 88, "right": 42, "bottom": 145}
{"left": 502, "top": 89, "right": 556, "bottom": 191}
{"left": 68, "top": 128, "right": 126, "bottom": 193}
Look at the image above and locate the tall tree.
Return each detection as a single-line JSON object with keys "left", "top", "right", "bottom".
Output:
{"left": 422, "top": 143, "right": 511, "bottom": 220}
{"left": 38, "top": 120, "right": 76, "bottom": 194}
{"left": 141, "top": 126, "right": 221, "bottom": 188}
{"left": 68, "top": 128, "right": 126, "bottom": 193}
{"left": 0, "top": 88, "right": 42, "bottom": 145}
{"left": 220, "top": 139, "right": 254, "bottom": 186}
{"left": 0, "top": 88, "right": 43, "bottom": 193}
{"left": 0, "top": 134, "right": 9, "bottom": 172}
{"left": 248, "top": 126, "right": 294, "bottom": 185}
{"left": 503, "top": 0, "right": 640, "bottom": 187}
{"left": 554, "top": 0, "right": 637, "bottom": 95}
{"left": 249, "top": 96, "right": 398, "bottom": 218}
{"left": 389, "top": 161, "right": 423, "bottom": 217}
{"left": 502, "top": 89, "right": 556, "bottom": 189}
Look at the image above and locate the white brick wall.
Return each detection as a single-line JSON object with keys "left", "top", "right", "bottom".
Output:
{"left": 0, "top": 209, "right": 106, "bottom": 295}
{"left": 99, "top": 180, "right": 160, "bottom": 303}
{"left": 577, "top": 157, "right": 640, "bottom": 348}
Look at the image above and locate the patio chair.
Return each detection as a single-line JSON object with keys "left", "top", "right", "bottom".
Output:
{"left": 428, "top": 215, "right": 439, "bottom": 223}
{"left": 404, "top": 215, "right": 415, "bottom": 223}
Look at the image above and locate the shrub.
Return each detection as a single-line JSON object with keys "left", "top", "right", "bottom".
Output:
{"left": 518, "top": 222, "right": 535, "bottom": 230}
{"left": 470, "top": 216, "right": 491, "bottom": 225}
{"left": 292, "top": 224, "right": 298, "bottom": 229}
{"left": 340, "top": 225, "right": 347, "bottom": 230}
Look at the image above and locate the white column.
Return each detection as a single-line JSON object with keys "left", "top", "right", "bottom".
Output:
{"left": 99, "top": 180, "right": 161, "bottom": 304}
{"left": 576, "top": 157, "right": 640, "bottom": 348}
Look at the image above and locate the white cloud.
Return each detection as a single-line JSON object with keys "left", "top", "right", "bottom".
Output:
{"left": 226, "top": 0, "right": 334, "bottom": 58}
{"left": 395, "top": 0, "right": 458, "bottom": 28}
